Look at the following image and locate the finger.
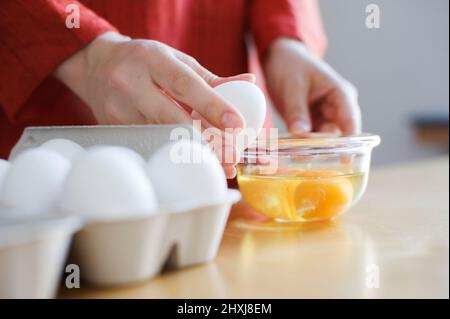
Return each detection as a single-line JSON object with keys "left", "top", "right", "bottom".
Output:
{"left": 219, "top": 144, "right": 240, "bottom": 165}
{"left": 222, "top": 164, "right": 237, "bottom": 179}
{"left": 106, "top": 102, "right": 147, "bottom": 124}
{"left": 336, "top": 88, "right": 361, "bottom": 135}
{"left": 174, "top": 51, "right": 256, "bottom": 86}
{"left": 341, "top": 88, "right": 362, "bottom": 135}
{"left": 150, "top": 55, "right": 245, "bottom": 130}
{"left": 210, "top": 73, "right": 256, "bottom": 87}
{"left": 322, "top": 84, "right": 362, "bottom": 136}
{"left": 202, "top": 124, "right": 240, "bottom": 163}
{"left": 318, "top": 122, "right": 341, "bottom": 134}
{"left": 134, "top": 82, "right": 193, "bottom": 124}
{"left": 203, "top": 129, "right": 239, "bottom": 178}
{"left": 191, "top": 110, "right": 213, "bottom": 128}
{"left": 283, "top": 80, "right": 312, "bottom": 134}
{"left": 212, "top": 146, "right": 240, "bottom": 166}
{"left": 191, "top": 111, "right": 236, "bottom": 147}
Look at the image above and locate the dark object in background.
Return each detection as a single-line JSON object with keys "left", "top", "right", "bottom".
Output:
{"left": 412, "top": 112, "right": 449, "bottom": 152}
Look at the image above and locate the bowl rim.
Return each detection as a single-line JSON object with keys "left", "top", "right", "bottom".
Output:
{"left": 243, "top": 133, "right": 381, "bottom": 157}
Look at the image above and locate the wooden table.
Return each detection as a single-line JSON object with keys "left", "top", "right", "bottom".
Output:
{"left": 61, "top": 157, "right": 449, "bottom": 299}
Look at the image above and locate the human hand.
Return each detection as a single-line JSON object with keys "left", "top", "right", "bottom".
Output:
{"left": 54, "top": 32, "right": 254, "bottom": 178}
{"left": 264, "top": 38, "right": 361, "bottom": 135}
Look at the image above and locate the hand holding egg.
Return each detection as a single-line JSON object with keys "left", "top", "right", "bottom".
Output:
{"left": 193, "top": 80, "right": 267, "bottom": 178}
{"left": 55, "top": 34, "right": 250, "bottom": 132}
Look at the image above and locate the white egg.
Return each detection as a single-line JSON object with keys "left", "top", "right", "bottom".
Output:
{"left": 60, "top": 146, "right": 158, "bottom": 218}
{"left": 214, "top": 81, "right": 267, "bottom": 150}
{"left": 89, "top": 145, "right": 146, "bottom": 168}
{"left": 0, "top": 149, "right": 71, "bottom": 218}
{"left": 0, "top": 159, "right": 11, "bottom": 194}
{"left": 147, "top": 140, "right": 227, "bottom": 206}
{"left": 40, "top": 138, "right": 85, "bottom": 162}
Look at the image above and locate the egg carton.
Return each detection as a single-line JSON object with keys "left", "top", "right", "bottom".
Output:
{"left": 70, "top": 194, "right": 238, "bottom": 286}
{"left": 1, "top": 124, "right": 240, "bottom": 297}
{"left": 0, "top": 216, "right": 81, "bottom": 298}
{"left": 9, "top": 124, "right": 203, "bottom": 160}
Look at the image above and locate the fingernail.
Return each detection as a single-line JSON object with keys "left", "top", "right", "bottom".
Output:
{"left": 231, "top": 168, "right": 237, "bottom": 178}
{"left": 243, "top": 73, "right": 256, "bottom": 83}
{"left": 228, "top": 167, "right": 237, "bottom": 179}
{"left": 221, "top": 112, "right": 244, "bottom": 130}
{"left": 290, "top": 120, "right": 311, "bottom": 133}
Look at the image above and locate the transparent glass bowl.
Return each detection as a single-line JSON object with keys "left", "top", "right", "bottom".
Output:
{"left": 236, "top": 133, "right": 380, "bottom": 222}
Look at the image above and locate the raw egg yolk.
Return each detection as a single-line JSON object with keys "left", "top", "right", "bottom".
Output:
{"left": 294, "top": 178, "right": 353, "bottom": 221}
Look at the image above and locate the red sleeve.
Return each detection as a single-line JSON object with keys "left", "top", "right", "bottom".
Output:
{"left": 250, "top": 0, "right": 328, "bottom": 58}
{"left": 0, "top": 0, "right": 116, "bottom": 119}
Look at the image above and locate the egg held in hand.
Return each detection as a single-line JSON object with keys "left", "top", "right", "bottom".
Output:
{"left": 60, "top": 146, "right": 158, "bottom": 218}
{"left": 40, "top": 138, "right": 85, "bottom": 162}
{"left": 214, "top": 81, "right": 267, "bottom": 150}
{"left": 0, "top": 149, "right": 71, "bottom": 218}
{"left": 147, "top": 140, "right": 227, "bottom": 207}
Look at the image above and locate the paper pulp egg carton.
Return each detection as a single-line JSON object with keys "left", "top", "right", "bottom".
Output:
{"left": 1, "top": 125, "right": 240, "bottom": 293}
{"left": 0, "top": 215, "right": 82, "bottom": 298}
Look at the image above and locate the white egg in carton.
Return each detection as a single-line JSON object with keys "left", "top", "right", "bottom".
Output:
{"left": 0, "top": 124, "right": 241, "bottom": 297}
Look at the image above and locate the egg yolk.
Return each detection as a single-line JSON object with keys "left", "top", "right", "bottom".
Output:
{"left": 237, "top": 169, "right": 357, "bottom": 222}
{"left": 294, "top": 178, "right": 353, "bottom": 221}
{"left": 237, "top": 176, "right": 289, "bottom": 220}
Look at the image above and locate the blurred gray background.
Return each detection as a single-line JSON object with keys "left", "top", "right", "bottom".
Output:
{"left": 319, "top": 0, "right": 449, "bottom": 165}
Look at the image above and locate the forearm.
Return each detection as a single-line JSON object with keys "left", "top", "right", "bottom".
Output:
{"left": 249, "top": 0, "right": 327, "bottom": 59}
{"left": 0, "top": 0, "right": 115, "bottom": 119}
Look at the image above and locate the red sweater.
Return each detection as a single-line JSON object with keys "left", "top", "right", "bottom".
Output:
{"left": 0, "top": 0, "right": 326, "bottom": 159}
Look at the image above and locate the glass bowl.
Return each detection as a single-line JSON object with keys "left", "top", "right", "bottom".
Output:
{"left": 236, "top": 133, "right": 380, "bottom": 222}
